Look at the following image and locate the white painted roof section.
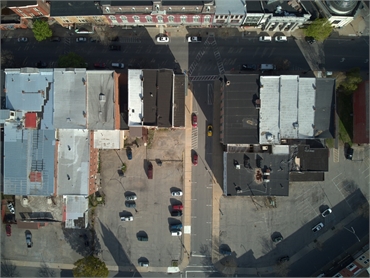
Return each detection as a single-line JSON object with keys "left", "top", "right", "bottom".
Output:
{"left": 54, "top": 69, "right": 87, "bottom": 129}
{"left": 259, "top": 76, "right": 280, "bottom": 144}
{"left": 128, "top": 69, "right": 143, "bottom": 126}
{"left": 272, "top": 145, "right": 290, "bottom": 155}
{"left": 57, "top": 129, "right": 90, "bottom": 195}
{"left": 298, "top": 78, "right": 316, "bottom": 138}
{"left": 280, "top": 76, "right": 298, "bottom": 139}
{"left": 86, "top": 70, "right": 115, "bottom": 130}
{"left": 64, "top": 195, "right": 89, "bottom": 229}
{"left": 93, "top": 130, "right": 121, "bottom": 149}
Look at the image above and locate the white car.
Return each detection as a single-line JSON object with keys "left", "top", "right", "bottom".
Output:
{"left": 171, "top": 230, "right": 182, "bottom": 236}
{"left": 321, "top": 208, "right": 332, "bottom": 217}
{"left": 275, "top": 36, "right": 287, "bottom": 42}
{"left": 259, "top": 36, "right": 272, "bottom": 42}
{"left": 125, "top": 194, "right": 137, "bottom": 201}
{"left": 7, "top": 203, "right": 15, "bottom": 214}
{"left": 17, "top": 37, "right": 28, "bottom": 43}
{"left": 121, "top": 216, "right": 133, "bottom": 221}
{"left": 157, "top": 36, "right": 169, "bottom": 43}
{"left": 171, "top": 191, "right": 183, "bottom": 197}
{"left": 187, "top": 36, "right": 202, "bottom": 43}
{"left": 312, "top": 223, "right": 324, "bottom": 232}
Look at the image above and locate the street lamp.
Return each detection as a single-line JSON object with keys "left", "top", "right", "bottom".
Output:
{"left": 344, "top": 226, "right": 360, "bottom": 242}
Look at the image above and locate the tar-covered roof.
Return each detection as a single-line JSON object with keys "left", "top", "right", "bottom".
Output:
{"left": 294, "top": 145, "right": 329, "bottom": 171}
{"left": 50, "top": 1, "right": 103, "bottom": 16}
{"left": 157, "top": 69, "right": 173, "bottom": 127}
{"left": 86, "top": 71, "right": 116, "bottom": 130}
{"left": 314, "top": 78, "right": 335, "bottom": 138}
{"left": 224, "top": 151, "right": 290, "bottom": 197}
{"left": 220, "top": 74, "right": 259, "bottom": 144}
{"left": 53, "top": 69, "right": 87, "bottom": 129}
{"left": 173, "top": 74, "right": 186, "bottom": 127}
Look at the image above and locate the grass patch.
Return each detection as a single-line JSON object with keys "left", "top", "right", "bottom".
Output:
{"left": 325, "top": 138, "right": 334, "bottom": 148}
{"left": 147, "top": 129, "right": 155, "bottom": 149}
{"left": 337, "top": 91, "right": 353, "bottom": 145}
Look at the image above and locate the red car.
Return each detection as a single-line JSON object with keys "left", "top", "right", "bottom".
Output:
{"left": 192, "top": 152, "right": 198, "bottom": 166}
{"left": 172, "top": 204, "right": 183, "bottom": 211}
{"left": 192, "top": 114, "right": 197, "bottom": 128}
{"left": 147, "top": 163, "right": 153, "bottom": 179}
{"left": 6, "top": 224, "right": 11, "bottom": 236}
{"left": 94, "top": 63, "right": 106, "bottom": 69}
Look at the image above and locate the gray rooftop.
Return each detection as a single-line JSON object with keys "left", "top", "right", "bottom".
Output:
{"left": 263, "top": 0, "right": 309, "bottom": 15}
{"left": 215, "top": 0, "right": 246, "bottom": 14}
{"left": 86, "top": 71, "right": 116, "bottom": 130}
{"left": 57, "top": 129, "right": 90, "bottom": 196}
{"left": 220, "top": 74, "right": 259, "bottom": 144}
{"left": 5, "top": 68, "right": 53, "bottom": 113}
{"left": 54, "top": 69, "right": 87, "bottom": 129}
{"left": 314, "top": 78, "right": 335, "bottom": 138}
{"left": 224, "top": 151, "right": 290, "bottom": 196}
{"left": 3, "top": 125, "right": 55, "bottom": 196}
{"left": 50, "top": 1, "right": 103, "bottom": 16}
{"left": 259, "top": 76, "right": 318, "bottom": 144}
{"left": 128, "top": 70, "right": 143, "bottom": 126}
{"left": 64, "top": 195, "right": 89, "bottom": 229}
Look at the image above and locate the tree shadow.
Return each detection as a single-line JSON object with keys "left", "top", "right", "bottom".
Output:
{"left": 37, "top": 261, "right": 56, "bottom": 277}
{"left": 1, "top": 259, "right": 20, "bottom": 277}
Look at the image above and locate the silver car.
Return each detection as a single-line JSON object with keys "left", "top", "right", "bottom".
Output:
{"left": 120, "top": 216, "right": 133, "bottom": 221}
{"left": 125, "top": 194, "right": 137, "bottom": 201}
{"left": 171, "top": 191, "right": 183, "bottom": 197}
{"left": 312, "top": 223, "right": 324, "bottom": 232}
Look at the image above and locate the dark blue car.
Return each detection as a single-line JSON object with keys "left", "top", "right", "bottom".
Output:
{"left": 126, "top": 147, "right": 132, "bottom": 160}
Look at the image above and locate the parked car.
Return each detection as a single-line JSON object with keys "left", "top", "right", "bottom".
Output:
{"left": 171, "top": 210, "right": 183, "bottom": 217}
{"left": 121, "top": 216, "right": 134, "bottom": 221}
{"left": 126, "top": 147, "right": 132, "bottom": 160}
{"left": 171, "top": 191, "right": 183, "bottom": 197}
{"left": 137, "top": 235, "right": 148, "bottom": 241}
{"left": 90, "top": 38, "right": 100, "bottom": 43}
{"left": 305, "top": 36, "right": 315, "bottom": 44}
{"left": 157, "top": 36, "right": 169, "bottom": 43}
{"left": 18, "top": 37, "right": 28, "bottom": 43}
{"left": 172, "top": 204, "right": 183, "bottom": 211}
{"left": 147, "top": 163, "right": 153, "bottom": 179}
{"left": 321, "top": 208, "right": 332, "bottom": 217}
{"left": 170, "top": 223, "right": 183, "bottom": 230}
{"left": 50, "top": 36, "right": 61, "bottom": 42}
{"left": 192, "top": 152, "right": 198, "bottom": 166}
{"left": 220, "top": 249, "right": 232, "bottom": 256}
{"left": 275, "top": 36, "right": 287, "bottom": 42}
{"left": 272, "top": 235, "right": 283, "bottom": 243}
{"left": 279, "top": 256, "right": 290, "bottom": 263}
{"left": 6, "top": 224, "right": 11, "bottom": 236}
{"left": 35, "top": 61, "right": 47, "bottom": 68}
{"left": 93, "top": 63, "right": 106, "bottom": 69}
{"left": 26, "top": 232, "right": 33, "bottom": 248}
{"left": 187, "top": 36, "right": 202, "bottom": 43}
{"left": 125, "top": 201, "right": 136, "bottom": 208}
{"left": 125, "top": 194, "right": 137, "bottom": 201}
{"left": 345, "top": 147, "right": 354, "bottom": 160}
{"left": 109, "top": 36, "right": 119, "bottom": 42}
{"left": 139, "top": 261, "right": 149, "bottom": 267}
{"left": 7, "top": 203, "right": 15, "bottom": 214}
{"left": 192, "top": 114, "right": 197, "bottom": 128}
{"left": 259, "top": 36, "right": 272, "bottom": 42}
{"left": 76, "top": 37, "right": 87, "bottom": 42}
{"left": 109, "top": 45, "right": 121, "bottom": 51}
{"left": 312, "top": 223, "right": 324, "bottom": 232}
{"left": 112, "top": 63, "right": 125, "bottom": 68}
{"left": 241, "top": 64, "right": 257, "bottom": 71}
{"left": 171, "top": 230, "right": 182, "bottom": 236}
{"left": 207, "top": 125, "right": 213, "bottom": 137}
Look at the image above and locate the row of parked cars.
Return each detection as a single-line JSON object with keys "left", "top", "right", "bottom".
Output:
{"left": 156, "top": 35, "right": 202, "bottom": 43}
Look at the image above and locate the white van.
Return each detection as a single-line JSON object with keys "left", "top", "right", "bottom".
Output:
{"left": 112, "top": 63, "right": 124, "bottom": 69}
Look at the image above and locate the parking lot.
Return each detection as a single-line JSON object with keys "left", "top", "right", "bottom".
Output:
{"left": 95, "top": 129, "right": 185, "bottom": 268}
{"left": 218, "top": 145, "right": 369, "bottom": 269}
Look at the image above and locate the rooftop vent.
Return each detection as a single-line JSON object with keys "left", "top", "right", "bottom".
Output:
{"left": 99, "top": 93, "right": 106, "bottom": 102}
{"left": 293, "top": 122, "right": 299, "bottom": 129}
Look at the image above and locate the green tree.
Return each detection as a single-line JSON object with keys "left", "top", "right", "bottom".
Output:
{"left": 58, "top": 52, "right": 87, "bottom": 68}
{"left": 304, "top": 18, "right": 333, "bottom": 41}
{"left": 72, "top": 256, "right": 109, "bottom": 278}
{"left": 340, "top": 67, "right": 362, "bottom": 95}
{"left": 32, "top": 20, "right": 52, "bottom": 41}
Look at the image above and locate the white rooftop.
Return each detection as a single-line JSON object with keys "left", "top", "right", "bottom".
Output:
{"left": 259, "top": 76, "right": 316, "bottom": 144}
{"left": 128, "top": 70, "right": 143, "bottom": 126}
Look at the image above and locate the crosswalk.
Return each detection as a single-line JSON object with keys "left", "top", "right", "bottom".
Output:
{"left": 192, "top": 128, "right": 198, "bottom": 150}
{"left": 189, "top": 75, "right": 219, "bottom": 82}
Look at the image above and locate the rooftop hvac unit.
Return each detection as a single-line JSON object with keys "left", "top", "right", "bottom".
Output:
{"left": 99, "top": 93, "right": 106, "bottom": 102}
{"left": 226, "top": 81, "right": 231, "bottom": 86}
{"left": 266, "top": 133, "right": 273, "bottom": 141}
